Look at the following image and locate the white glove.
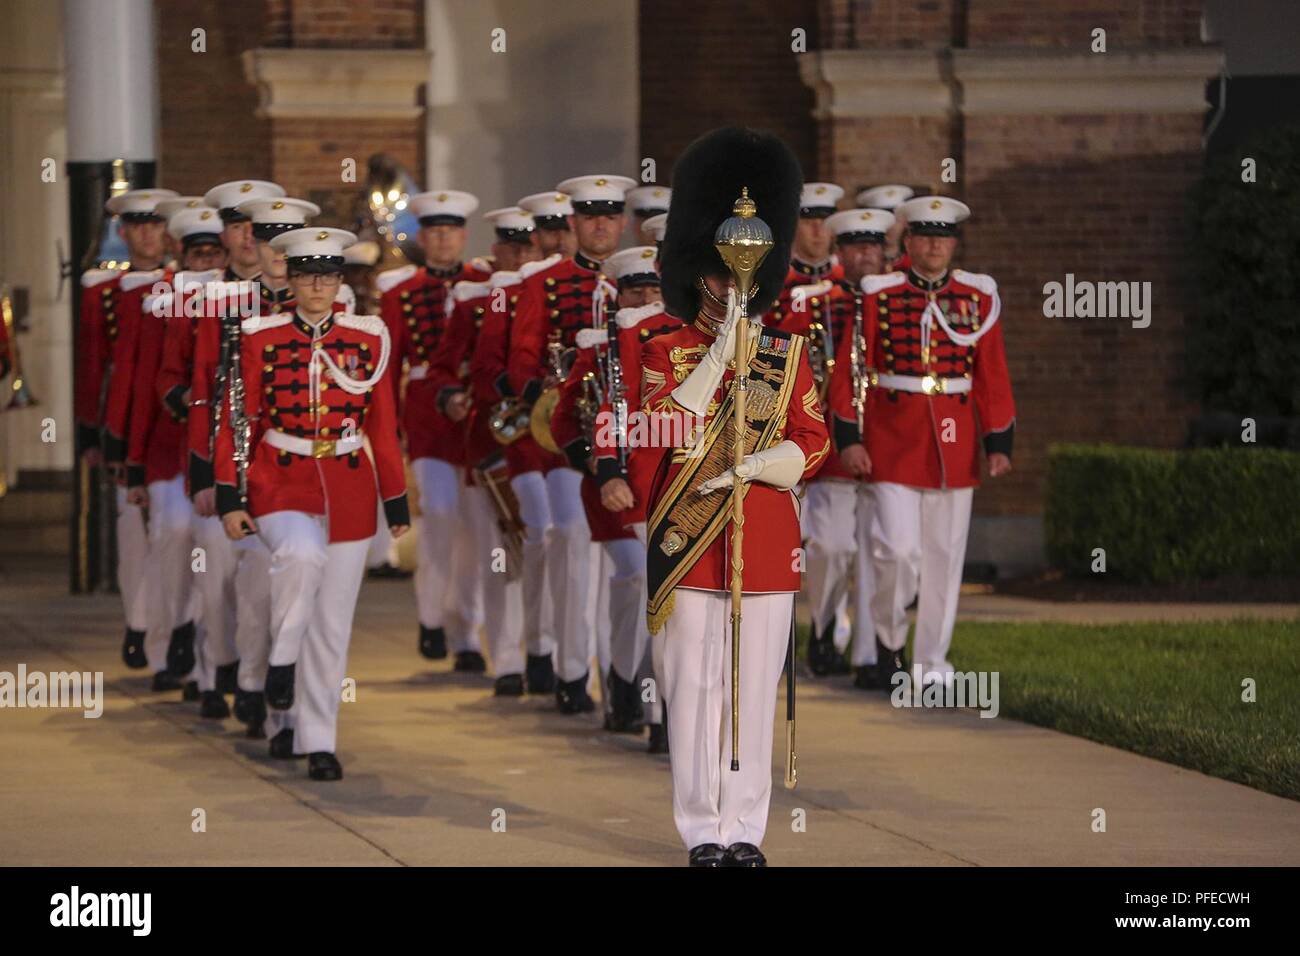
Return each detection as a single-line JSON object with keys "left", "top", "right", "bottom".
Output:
{"left": 698, "top": 440, "right": 806, "bottom": 494}
{"left": 671, "top": 291, "right": 744, "bottom": 415}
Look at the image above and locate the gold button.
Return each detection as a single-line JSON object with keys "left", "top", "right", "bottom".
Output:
{"left": 320, "top": 426, "right": 330, "bottom": 437}
{"left": 545, "top": 277, "right": 556, "bottom": 287}
{"left": 319, "top": 404, "right": 330, "bottom": 415}
{"left": 263, "top": 364, "right": 272, "bottom": 373}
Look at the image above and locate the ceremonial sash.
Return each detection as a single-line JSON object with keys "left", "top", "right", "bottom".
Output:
{"left": 645, "top": 328, "right": 804, "bottom": 635}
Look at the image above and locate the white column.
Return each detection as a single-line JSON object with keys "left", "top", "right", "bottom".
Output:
{"left": 63, "top": 0, "right": 157, "bottom": 161}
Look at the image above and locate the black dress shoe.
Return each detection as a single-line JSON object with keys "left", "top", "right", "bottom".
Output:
{"left": 151, "top": 670, "right": 183, "bottom": 692}
{"left": 367, "top": 562, "right": 412, "bottom": 579}
{"left": 268, "top": 728, "right": 302, "bottom": 759}
{"left": 181, "top": 680, "right": 201, "bottom": 702}
{"left": 234, "top": 689, "right": 266, "bottom": 728}
{"left": 307, "top": 751, "right": 343, "bottom": 781}
{"left": 493, "top": 674, "right": 525, "bottom": 697}
{"left": 525, "top": 653, "right": 555, "bottom": 695}
{"left": 454, "top": 650, "right": 487, "bottom": 673}
{"left": 806, "top": 620, "right": 836, "bottom": 677}
{"left": 853, "top": 665, "right": 883, "bottom": 690}
{"left": 121, "top": 628, "right": 147, "bottom": 669}
{"left": 829, "top": 648, "right": 852, "bottom": 675}
{"left": 199, "top": 690, "right": 230, "bottom": 720}
{"left": 605, "top": 669, "right": 645, "bottom": 734}
{"left": 165, "top": 620, "right": 196, "bottom": 677}
{"left": 556, "top": 674, "right": 595, "bottom": 715}
{"left": 647, "top": 722, "right": 670, "bottom": 754}
{"left": 875, "top": 636, "right": 908, "bottom": 688}
{"left": 724, "top": 842, "right": 767, "bottom": 867}
{"left": 265, "top": 663, "right": 295, "bottom": 710}
{"left": 214, "top": 660, "right": 240, "bottom": 695}
{"left": 418, "top": 625, "right": 448, "bottom": 660}
{"left": 688, "top": 844, "right": 728, "bottom": 867}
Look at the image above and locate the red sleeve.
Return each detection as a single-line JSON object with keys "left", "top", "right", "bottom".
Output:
{"left": 75, "top": 283, "right": 108, "bottom": 437}
{"left": 125, "top": 312, "right": 165, "bottom": 484}
{"left": 187, "top": 315, "right": 219, "bottom": 491}
{"left": 156, "top": 312, "right": 193, "bottom": 420}
{"left": 101, "top": 295, "right": 143, "bottom": 461}
{"left": 505, "top": 277, "right": 547, "bottom": 398}
{"left": 972, "top": 314, "right": 1016, "bottom": 457}
{"left": 426, "top": 296, "right": 473, "bottom": 400}
{"left": 367, "top": 330, "right": 407, "bottom": 506}
{"left": 470, "top": 299, "right": 510, "bottom": 404}
{"left": 379, "top": 286, "right": 409, "bottom": 411}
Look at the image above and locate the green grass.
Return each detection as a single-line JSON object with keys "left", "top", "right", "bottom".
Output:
{"left": 800, "top": 616, "right": 1300, "bottom": 800}
{"left": 948, "top": 618, "right": 1300, "bottom": 801}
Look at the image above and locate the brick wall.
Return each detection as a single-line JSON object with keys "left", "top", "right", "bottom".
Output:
{"left": 820, "top": 0, "right": 955, "bottom": 49}
{"left": 966, "top": 0, "right": 1204, "bottom": 48}
{"left": 639, "top": 0, "right": 819, "bottom": 180}
{"left": 156, "top": 0, "right": 271, "bottom": 194}
{"left": 264, "top": 0, "right": 423, "bottom": 48}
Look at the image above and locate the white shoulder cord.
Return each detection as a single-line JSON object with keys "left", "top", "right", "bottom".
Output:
{"left": 309, "top": 324, "right": 392, "bottom": 410}
{"left": 922, "top": 285, "right": 1001, "bottom": 350}
{"left": 592, "top": 278, "right": 618, "bottom": 328}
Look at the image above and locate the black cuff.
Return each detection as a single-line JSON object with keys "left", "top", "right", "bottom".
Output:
{"left": 126, "top": 464, "right": 146, "bottom": 488}
{"left": 595, "top": 456, "right": 628, "bottom": 487}
{"left": 494, "top": 372, "right": 515, "bottom": 399}
{"left": 983, "top": 423, "right": 1015, "bottom": 458}
{"left": 521, "top": 378, "right": 544, "bottom": 405}
{"left": 77, "top": 423, "right": 100, "bottom": 453}
{"left": 562, "top": 437, "right": 591, "bottom": 473}
{"left": 436, "top": 386, "right": 464, "bottom": 415}
{"left": 383, "top": 494, "right": 411, "bottom": 529}
{"left": 163, "top": 385, "right": 188, "bottom": 421}
{"left": 832, "top": 414, "right": 861, "bottom": 453}
{"left": 215, "top": 482, "right": 244, "bottom": 516}
{"left": 189, "top": 452, "right": 213, "bottom": 494}
{"left": 103, "top": 432, "right": 127, "bottom": 464}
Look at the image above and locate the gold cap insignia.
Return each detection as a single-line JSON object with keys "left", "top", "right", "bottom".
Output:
{"left": 640, "top": 248, "right": 654, "bottom": 258}
{"left": 437, "top": 192, "right": 448, "bottom": 201}
{"left": 554, "top": 194, "right": 565, "bottom": 203}
{"left": 199, "top": 210, "right": 212, "bottom": 220}
{"left": 861, "top": 212, "right": 873, "bottom": 220}
{"left": 815, "top": 186, "right": 826, "bottom": 194}
{"left": 595, "top": 178, "right": 607, "bottom": 187}
{"left": 930, "top": 199, "right": 942, "bottom": 210}
{"left": 239, "top": 183, "right": 253, "bottom": 193}
{"left": 317, "top": 230, "right": 329, "bottom": 240}
{"left": 272, "top": 200, "right": 284, "bottom": 209}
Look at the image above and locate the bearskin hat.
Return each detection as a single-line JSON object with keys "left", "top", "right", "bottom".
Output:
{"left": 659, "top": 127, "right": 803, "bottom": 320}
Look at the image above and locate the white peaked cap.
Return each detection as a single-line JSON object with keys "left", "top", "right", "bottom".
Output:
{"left": 269, "top": 227, "right": 358, "bottom": 259}
{"left": 855, "top": 184, "right": 914, "bottom": 210}
{"left": 555, "top": 174, "right": 638, "bottom": 207}
{"left": 167, "top": 206, "right": 224, "bottom": 241}
{"left": 157, "top": 196, "right": 211, "bottom": 220}
{"left": 603, "top": 246, "right": 659, "bottom": 284}
{"left": 235, "top": 196, "right": 321, "bottom": 225}
{"left": 799, "top": 182, "right": 844, "bottom": 212}
{"left": 105, "top": 188, "right": 180, "bottom": 216}
{"left": 826, "top": 207, "right": 897, "bottom": 240}
{"left": 484, "top": 206, "right": 535, "bottom": 233}
{"left": 625, "top": 185, "right": 672, "bottom": 215}
{"left": 409, "top": 189, "right": 479, "bottom": 223}
{"left": 642, "top": 213, "right": 668, "bottom": 242}
{"left": 203, "top": 180, "right": 285, "bottom": 213}
{"left": 343, "top": 241, "right": 381, "bottom": 267}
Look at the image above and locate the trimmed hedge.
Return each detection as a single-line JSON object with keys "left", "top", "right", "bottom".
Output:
{"left": 1045, "top": 444, "right": 1300, "bottom": 583}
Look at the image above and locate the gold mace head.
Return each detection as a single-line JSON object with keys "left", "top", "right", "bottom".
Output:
{"left": 714, "top": 187, "right": 774, "bottom": 303}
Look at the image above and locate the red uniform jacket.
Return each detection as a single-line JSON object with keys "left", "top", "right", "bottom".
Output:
{"left": 588, "top": 304, "right": 685, "bottom": 527}
{"left": 469, "top": 258, "right": 566, "bottom": 477}
{"left": 75, "top": 269, "right": 128, "bottom": 450}
{"left": 125, "top": 285, "right": 195, "bottom": 488}
{"left": 214, "top": 310, "right": 408, "bottom": 543}
{"left": 102, "top": 270, "right": 171, "bottom": 466}
{"left": 763, "top": 258, "right": 844, "bottom": 336}
{"left": 828, "top": 269, "right": 1016, "bottom": 489}
{"left": 380, "top": 261, "right": 490, "bottom": 464}
{"left": 427, "top": 279, "right": 497, "bottom": 475}
{"left": 640, "top": 318, "right": 830, "bottom": 593}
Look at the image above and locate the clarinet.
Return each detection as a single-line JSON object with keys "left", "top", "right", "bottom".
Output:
{"left": 209, "top": 317, "right": 232, "bottom": 462}
{"left": 606, "top": 306, "right": 627, "bottom": 471}
{"left": 850, "top": 290, "right": 866, "bottom": 433}
{"left": 228, "top": 320, "right": 250, "bottom": 501}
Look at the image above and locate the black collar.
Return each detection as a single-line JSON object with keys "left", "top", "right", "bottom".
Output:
{"left": 262, "top": 284, "right": 293, "bottom": 304}
{"left": 426, "top": 263, "right": 462, "bottom": 280}
{"left": 293, "top": 309, "right": 334, "bottom": 338}
{"left": 908, "top": 269, "right": 949, "bottom": 293}
{"left": 792, "top": 257, "right": 835, "bottom": 279}
{"left": 225, "top": 266, "right": 262, "bottom": 283}
{"left": 574, "top": 251, "right": 602, "bottom": 273}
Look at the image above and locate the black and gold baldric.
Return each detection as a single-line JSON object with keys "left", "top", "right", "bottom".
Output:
{"left": 645, "top": 326, "right": 804, "bottom": 635}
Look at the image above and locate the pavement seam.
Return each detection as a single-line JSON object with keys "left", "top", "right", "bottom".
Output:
{"left": 7, "top": 613, "right": 410, "bottom": 867}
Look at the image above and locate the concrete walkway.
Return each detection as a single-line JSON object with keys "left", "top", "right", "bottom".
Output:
{"left": 2, "top": 558, "right": 1297, "bottom": 866}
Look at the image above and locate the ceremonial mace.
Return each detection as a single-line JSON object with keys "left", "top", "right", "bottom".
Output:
{"left": 713, "top": 188, "right": 773, "bottom": 774}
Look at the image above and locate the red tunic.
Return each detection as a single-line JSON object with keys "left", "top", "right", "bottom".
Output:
{"left": 426, "top": 280, "right": 497, "bottom": 476}
{"left": 75, "top": 269, "right": 126, "bottom": 449}
{"left": 639, "top": 319, "right": 830, "bottom": 593}
{"left": 102, "top": 270, "right": 172, "bottom": 466}
{"left": 763, "top": 258, "right": 844, "bottom": 336}
{"left": 827, "top": 269, "right": 1016, "bottom": 489}
{"left": 214, "top": 311, "right": 408, "bottom": 543}
{"left": 380, "top": 262, "right": 490, "bottom": 464}
{"left": 125, "top": 293, "right": 188, "bottom": 487}
{"left": 589, "top": 305, "right": 685, "bottom": 526}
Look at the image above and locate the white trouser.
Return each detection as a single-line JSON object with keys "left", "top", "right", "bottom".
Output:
{"left": 546, "top": 468, "right": 592, "bottom": 681}
{"left": 591, "top": 543, "right": 609, "bottom": 691}
{"left": 850, "top": 486, "right": 878, "bottom": 666}
{"left": 869, "top": 482, "right": 973, "bottom": 676}
{"left": 143, "top": 477, "right": 195, "bottom": 672}
{"left": 413, "top": 457, "right": 479, "bottom": 647}
{"left": 466, "top": 484, "right": 524, "bottom": 676}
{"left": 233, "top": 533, "right": 273, "bottom": 690}
{"left": 803, "top": 481, "right": 856, "bottom": 645}
{"left": 115, "top": 484, "right": 150, "bottom": 632}
{"left": 257, "top": 511, "right": 369, "bottom": 754}
{"left": 654, "top": 588, "right": 793, "bottom": 850}
{"left": 191, "top": 513, "right": 239, "bottom": 692}
{"left": 603, "top": 537, "right": 648, "bottom": 683}
{"left": 632, "top": 523, "right": 663, "bottom": 724}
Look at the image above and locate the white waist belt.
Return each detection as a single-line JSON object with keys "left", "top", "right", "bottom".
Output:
{"left": 407, "top": 363, "right": 430, "bottom": 381}
{"left": 875, "top": 373, "right": 971, "bottom": 395}
{"left": 263, "top": 428, "right": 364, "bottom": 458}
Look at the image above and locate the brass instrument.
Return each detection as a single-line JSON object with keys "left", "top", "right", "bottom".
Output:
{"left": 528, "top": 336, "right": 576, "bottom": 454}
{"left": 806, "top": 317, "right": 836, "bottom": 402}
{"left": 474, "top": 453, "right": 525, "bottom": 582}
{"left": 849, "top": 289, "right": 869, "bottom": 433}
{"left": 488, "top": 396, "right": 532, "bottom": 445}
{"left": 713, "top": 187, "right": 774, "bottom": 777}
{"left": 2, "top": 288, "right": 38, "bottom": 410}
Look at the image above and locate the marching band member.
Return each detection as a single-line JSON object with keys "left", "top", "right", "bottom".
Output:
{"left": 764, "top": 182, "right": 845, "bottom": 333}
{"left": 641, "top": 128, "right": 828, "bottom": 866}
{"left": 519, "top": 191, "right": 577, "bottom": 259}
{"left": 802, "top": 208, "right": 895, "bottom": 682}
{"left": 855, "top": 185, "right": 915, "bottom": 267}
{"left": 830, "top": 196, "right": 1015, "bottom": 688}
{"left": 379, "top": 189, "right": 490, "bottom": 666}
{"left": 507, "top": 173, "right": 636, "bottom": 714}
{"left": 76, "top": 188, "right": 178, "bottom": 683}
{"left": 625, "top": 185, "right": 671, "bottom": 245}
{"left": 216, "top": 227, "right": 409, "bottom": 780}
